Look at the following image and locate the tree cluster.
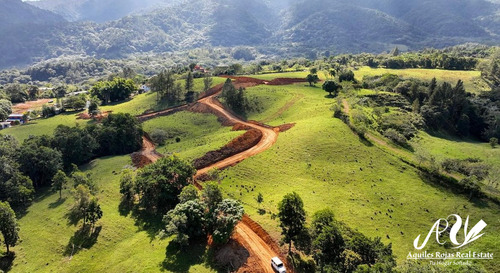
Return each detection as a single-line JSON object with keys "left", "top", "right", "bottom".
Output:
{"left": 119, "top": 157, "right": 244, "bottom": 247}
{"left": 90, "top": 77, "right": 137, "bottom": 105}
{"left": 219, "top": 79, "right": 250, "bottom": 115}
{"left": 0, "top": 113, "right": 142, "bottom": 208}
{"left": 278, "top": 193, "right": 395, "bottom": 272}
{"left": 149, "top": 70, "right": 183, "bottom": 103}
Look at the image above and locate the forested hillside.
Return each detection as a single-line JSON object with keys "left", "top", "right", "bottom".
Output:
{"left": 0, "top": 0, "right": 499, "bottom": 68}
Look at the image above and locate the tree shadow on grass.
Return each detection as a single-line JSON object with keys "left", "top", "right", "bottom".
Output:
{"left": 0, "top": 252, "right": 15, "bottom": 272}
{"left": 358, "top": 135, "right": 373, "bottom": 147}
{"left": 48, "top": 197, "right": 67, "bottom": 209}
{"left": 131, "top": 208, "right": 165, "bottom": 241}
{"left": 64, "top": 225, "right": 102, "bottom": 257}
{"left": 118, "top": 198, "right": 133, "bottom": 217}
{"left": 160, "top": 240, "right": 207, "bottom": 273}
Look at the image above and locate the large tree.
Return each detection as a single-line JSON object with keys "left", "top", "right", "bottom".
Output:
{"left": 163, "top": 200, "right": 206, "bottom": 247}
{"left": 322, "top": 80, "right": 342, "bottom": 97}
{"left": 278, "top": 192, "right": 306, "bottom": 253}
{"left": 52, "top": 170, "right": 69, "bottom": 199}
{"left": 211, "top": 199, "right": 244, "bottom": 245}
{"left": 18, "top": 138, "right": 63, "bottom": 187}
{"left": 311, "top": 209, "right": 345, "bottom": 270}
{"left": 52, "top": 125, "right": 98, "bottom": 168}
{"left": 0, "top": 201, "right": 19, "bottom": 254}
{"left": 91, "top": 113, "right": 143, "bottom": 156}
{"left": 0, "top": 99, "right": 12, "bottom": 121}
{"left": 134, "top": 155, "right": 196, "bottom": 213}
{"left": 90, "top": 77, "right": 136, "bottom": 104}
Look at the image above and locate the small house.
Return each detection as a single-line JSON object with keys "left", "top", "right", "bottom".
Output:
{"left": 0, "top": 122, "right": 11, "bottom": 130}
{"left": 6, "top": 114, "right": 26, "bottom": 125}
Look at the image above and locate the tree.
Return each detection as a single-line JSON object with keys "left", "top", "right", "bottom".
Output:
{"left": 90, "top": 77, "right": 136, "bottom": 104}
{"left": 85, "top": 198, "right": 103, "bottom": 230}
{"left": 310, "top": 67, "right": 318, "bottom": 75}
{"left": 42, "top": 104, "right": 56, "bottom": 118}
{"left": 179, "top": 184, "right": 199, "bottom": 204}
{"left": 149, "top": 70, "right": 178, "bottom": 103}
{"left": 339, "top": 70, "right": 356, "bottom": 82}
{"left": 71, "top": 184, "right": 92, "bottom": 223}
{"left": 278, "top": 192, "right": 306, "bottom": 253}
{"left": 220, "top": 79, "right": 249, "bottom": 114}
{"left": 90, "top": 113, "right": 143, "bottom": 156}
{"left": 5, "top": 84, "right": 28, "bottom": 103}
{"left": 52, "top": 170, "right": 68, "bottom": 199}
{"left": 0, "top": 201, "right": 19, "bottom": 254}
{"left": 0, "top": 99, "right": 12, "bottom": 121}
{"left": 28, "top": 86, "right": 39, "bottom": 101}
{"left": 119, "top": 169, "right": 135, "bottom": 201}
{"left": 163, "top": 200, "right": 206, "bottom": 247}
{"left": 53, "top": 125, "right": 98, "bottom": 168}
{"left": 310, "top": 209, "right": 345, "bottom": 270}
{"left": 322, "top": 80, "right": 342, "bottom": 97}
{"left": 88, "top": 96, "right": 101, "bottom": 117}
{"left": 203, "top": 75, "right": 213, "bottom": 92}
{"left": 18, "top": 138, "right": 63, "bottom": 187}
{"left": 306, "top": 74, "right": 319, "bottom": 86}
{"left": 185, "top": 72, "right": 194, "bottom": 93}
{"left": 212, "top": 199, "right": 244, "bottom": 245}
{"left": 54, "top": 86, "right": 67, "bottom": 98}
{"left": 201, "top": 182, "right": 223, "bottom": 213}
{"left": 134, "top": 155, "right": 196, "bottom": 213}
{"left": 490, "top": 137, "right": 498, "bottom": 148}
{"left": 64, "top": 95, "right": 86, "bottom": 111}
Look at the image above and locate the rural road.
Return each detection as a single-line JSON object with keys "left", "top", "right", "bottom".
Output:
{"left": 139, "top": 78, "right": 288, "bottom": 273}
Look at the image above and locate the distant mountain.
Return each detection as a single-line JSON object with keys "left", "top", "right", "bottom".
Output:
{"left": 26, "top": 0, "right": 172, "bottom": 22}
{"left": 0, "top": 0, "right": 499, "bottom": 68}
{"left": 0, "top": 0, "right": 64, "bottom": 30}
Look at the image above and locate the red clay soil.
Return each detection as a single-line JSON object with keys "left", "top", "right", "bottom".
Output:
{"left": 267, "top": 78, "right": 308, "bottom": 85}
{"left": 193, "top": 129, "right": 263, "bottom": 170}
{"left": 76, "top": 111, "right": 111, "bottom": 121}
{"left": 12, "top": 99, "right": 52, "bottom": 114}
{"left": 131, "top": 136, "right": 162, "bottom": 168}
{"left": 232, "top": 123, "right": 253, "bottom": 131}
{"left": 136, "top": 105, "right": 188, "bottom": 122}
{"left": 276, "top": 123, "right": 296, "bottom": 132}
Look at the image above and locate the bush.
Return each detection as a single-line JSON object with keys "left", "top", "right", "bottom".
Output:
{"left": 490, "top": 137, "right": 498, "bottom": 148}
{"left": 383, "top": 128, "right": 408, "bottom": 146}
{"left": 150, "top": 129, "right": 168, "bottom": 145}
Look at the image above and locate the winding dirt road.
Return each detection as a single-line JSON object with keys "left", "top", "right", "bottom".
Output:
{"left": 139, "top": 78, "right": 291, "bottom": 273}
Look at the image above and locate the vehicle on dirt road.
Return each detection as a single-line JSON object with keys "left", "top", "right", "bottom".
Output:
{"left": 271, "top": 257, "right": 286, "bottom": 273}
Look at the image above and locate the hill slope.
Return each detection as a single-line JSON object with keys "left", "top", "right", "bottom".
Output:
{"left": 0, "top": 0, "right": 499, "bottom": 68}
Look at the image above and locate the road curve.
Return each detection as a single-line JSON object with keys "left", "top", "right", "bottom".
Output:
{"left": 139, "top": 78, "right": 289, "bottom": 273}
{"left": 195, "top": 95, "right": 279, "bottom": 177}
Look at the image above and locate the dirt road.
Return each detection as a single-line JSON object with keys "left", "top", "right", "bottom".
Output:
{"left": 137, "top": 76, "right": 292, "bottom": 273}
{"left": 195, "top": 94, "right": 279, "bottom": 176}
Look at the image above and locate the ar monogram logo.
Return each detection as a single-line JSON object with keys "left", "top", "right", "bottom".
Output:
{"left": 414, "top": 214, "right": 487, "bottom": 250}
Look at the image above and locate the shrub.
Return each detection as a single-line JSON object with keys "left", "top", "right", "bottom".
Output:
{"left": 490, "top": 137, "right": 498, "bottom": 148}
{"left": 150, "top": 129, "right": 168, "bottom": 145}
{"left": 383, "top": 128, "right": 408, "bottom": 146}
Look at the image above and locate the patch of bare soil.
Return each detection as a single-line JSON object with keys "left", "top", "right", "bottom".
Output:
{"left": 276, "top": 123, "right": 296, "bottom": 132}
{"left": 193, "top": 129, "right": 263, "bottom": 170}
{"left": 12, "top": 99, "right": 52, "bottom": 114}
{"left": 232, "top": 123, "right": 253, "bottom": 131}
{"left": 267, "top": 78, "right": 308, "bottom": 85}
{"left": 77, "top": 111, "right": 111, "bottom": 121}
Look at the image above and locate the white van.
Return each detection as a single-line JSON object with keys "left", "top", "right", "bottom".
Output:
{"left": 271, "top": 257, "right": 286, "bottom": 273}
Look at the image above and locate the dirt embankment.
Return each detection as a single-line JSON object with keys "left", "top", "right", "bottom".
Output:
{"left": 193, "top": 129, "right": 263, "bottom": 170}
{"left": 131, "top": 135, "right": 163, "bottom": 168}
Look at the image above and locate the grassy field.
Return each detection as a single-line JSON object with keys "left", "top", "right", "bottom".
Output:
{"left": 355, "top": 66, "right": 489, "bottom": 93}
{"left": 9, "top": 155, "right": 216, "bottom": 273}
{"left": 214, "top": 83, "right": 500, "bottom": 271}
{"left": 143, "top": 111, "right": 242, "bottom": 162}
{"left": 1, "top": 112, "right": 89, "bottom": 142}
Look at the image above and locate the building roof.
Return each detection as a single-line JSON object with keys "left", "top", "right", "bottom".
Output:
{"left": 8, "top": 114, "right": 24, "bottom": 118}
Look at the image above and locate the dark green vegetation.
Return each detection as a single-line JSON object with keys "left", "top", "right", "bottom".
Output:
{"left": 0, "top": 113, "right": 142, "bottom": 209}
{"left": 1, "top": 0, "right": 500, "bottom": 68}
